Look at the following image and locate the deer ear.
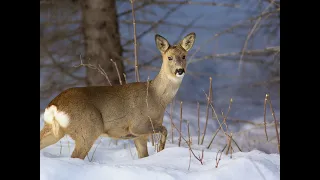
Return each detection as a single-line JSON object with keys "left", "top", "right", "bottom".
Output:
{"left": 179, "top": 32, "right": 196, "bottom": 51}
{"left": 155, "top": 34, "right": 170, "bottom": 53}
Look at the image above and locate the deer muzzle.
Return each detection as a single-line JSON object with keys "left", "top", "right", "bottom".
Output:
{"left": 175, "top": 68, "right": 185, "bottom": 77}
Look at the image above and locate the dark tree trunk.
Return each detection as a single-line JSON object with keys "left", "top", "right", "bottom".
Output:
{"left": 81, "top": 0, "right": 125, "bottom": 86}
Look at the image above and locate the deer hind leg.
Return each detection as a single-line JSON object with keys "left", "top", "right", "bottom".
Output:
{"left": 133, "top": 135, "right": 149, "bottom": 158}
{"left": 40, "top": 124, "right": 65, "bottom": 150}
{"left": 69, "top": 124, "right": 103, "bottom": 160}
{"left": 68, "top": 106, "right": 104, "bottom": 160}
{"left": 71, "top": 136, "right": 99, "bottom": 160}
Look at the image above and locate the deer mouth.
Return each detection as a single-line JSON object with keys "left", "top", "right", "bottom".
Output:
{"left": 175, "top": 68, "right": 185, "bottom": 77}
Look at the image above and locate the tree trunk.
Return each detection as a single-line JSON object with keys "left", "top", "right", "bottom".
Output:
{"left": 81, "top": 0, "right": 125, "bottom": 86}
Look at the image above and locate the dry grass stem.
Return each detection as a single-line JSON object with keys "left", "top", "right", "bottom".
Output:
{"left": 225, "top": 133, "right": 233, "bottom": 155}
{"left": 222, "top": 98, "right": 233, "bottom": 131}
{"left": 187, "top": 121, "right": 192, "bottom": 170}
{"left": 207, "top": 125, "right": 221, "bottom": 149}
{"left": 197, "top": 102, "right": 201, "bottom": 145}
{"left": 201, "top": 77, "right": 212, "bottom": 145}
{"left": 130, "top": 0, "right": 140, "bottom": 82}
{"left": 178, "top": 101, "right": 183, "bottom": 147}
{"left": 110, "top": 59, "right": 122, "bottom": 85}
{"left": 266, "top": 94, "right": 280, "bottom": 154}
{"left": 215, "top": 150, "right": 223, "bottom": 168}
{"left": 170, "top": 99, "right": 175, "bottom": 143}
{"left": 166, "top": 109, "right": 204, "bottom": 165}
{"left": 202, "top": 90, "right": 242, "bottom": 152}
{"left": 264, "top": 94, "right": 269, "bottom": 141}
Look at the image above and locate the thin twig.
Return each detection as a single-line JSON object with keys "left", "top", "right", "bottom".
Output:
{"left": 123, "top": 4, "right": 183, "bottom": 47}
{"left": 178, "top": 101, "right": 183, "bottom": 147}
{"left": 167, "top": 110, "right": 204, "bottom": 165}
{"left": 266, "top": 94, "right": 280, "bottom": 153}
{"left": 75, "top": 55, "right": 112, "bottom": 86}
{"left": 110, "top": 59, "right": 122, "bottom": 85}
{"left": 41, "top": 42, "right": 83, "bottom": 81}
{"left": 170, "top": 99, "right": 175, "bottom": 143}
{"left": 187, "top": 121, "right": 192, "bottom": 171}
{"left": 238, "top": 0, "right": 275, "bottom": 73}
{"left": 222, "top": 98, "right": 233, "bottom": 132}
{"left": 187, "top": 121, "right": 192, "bottom": 146}
{"left": 121, "top": 19, "right": 212, "bottom": 31}
{"left": 203, "top": 90, "right": 242, "bottom": 152}
{"left": 189, "top": 8, "right": 280, "bottom": 63}
{"left": 215, "top": 150, "right": 223, "bottom": 168}
{"left": 197, "top": 102, "right": 200, "bottom": 145}
{"left": 201, "top": 77, "right": 212, "bottom": 145}
{"left": 225, "top": 133, "right": 233, "bottom": 155}
{"left": 189, "top": 46, "right": 280, "bottom": 64}
{"left": 207, "top": 126, "right": 221, "bottom": 149}
{"left": 118, "top": 1, "right": 153, "bottom": 17}
{"left": 152, "top": 1, "right": 240, "bottom": 8}
{"left": 130, "top": 0, "right": 140, "bottom": 82}
{"left": 264, "top": 94, "right": 269, "bottom": 141}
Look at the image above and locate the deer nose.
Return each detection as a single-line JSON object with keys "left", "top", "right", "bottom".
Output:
{"left": 175, "top": 68, "right": 185, "bottom": 75}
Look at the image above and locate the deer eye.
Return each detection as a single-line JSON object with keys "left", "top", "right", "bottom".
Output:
{"left": 168, "top": 57, "right": 173, "bottom": 61}
{"left": 182, "top": 56, "right": 186, "bottom": 59}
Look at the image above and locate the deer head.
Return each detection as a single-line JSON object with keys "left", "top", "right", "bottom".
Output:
{"left": 155, "top": 32, "right": 196, "bottom": 81}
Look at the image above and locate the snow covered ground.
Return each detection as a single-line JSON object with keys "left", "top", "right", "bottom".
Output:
{"left": 41, "top": 146, "right": 279, "bottom": 180}
{"left": 40, "top": 102, "right": 280, "bottom": 180}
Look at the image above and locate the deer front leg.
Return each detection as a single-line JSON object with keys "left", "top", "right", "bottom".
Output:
{"left": 157, "top": 126, "right": 167, "bottom": 151}
{"left": 133, "top": 135, "right": 149, "bottom": 158}
{"left": 130, "top": 123, "right": 168, "bottom": 156}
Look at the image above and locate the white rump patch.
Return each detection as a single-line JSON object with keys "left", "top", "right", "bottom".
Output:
{"left": 44, "top": 105, "right": 70, "bottom": 128}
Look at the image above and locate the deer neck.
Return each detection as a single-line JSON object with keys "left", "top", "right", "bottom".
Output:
{"left": 150, "top": 64, "right": 183, "bottom": 106}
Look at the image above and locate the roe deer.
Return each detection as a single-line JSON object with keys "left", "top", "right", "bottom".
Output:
{"left": 40, "top": 32, "right": 196, "bottom": 159}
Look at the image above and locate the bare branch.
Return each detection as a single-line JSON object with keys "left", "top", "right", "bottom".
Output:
{"left": 188, "top": 46, "right": 280, "bottom": 64}
{"left": 118, "top": 1, "right": 154, "bottom": 17}
{"left": 74, "top": 55, "right": 112, "bottom": 86}
{"left": 152, "top": 1, "right": 240, "bottom": 8}
{"left": 123, "top": 4, "right": 183, "bottom": 46}
{"left": 189, "top": 8, "right": 280, "bottom": 62}
{"left": 239, "top": 0, "right": 276, "bottom": 73}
